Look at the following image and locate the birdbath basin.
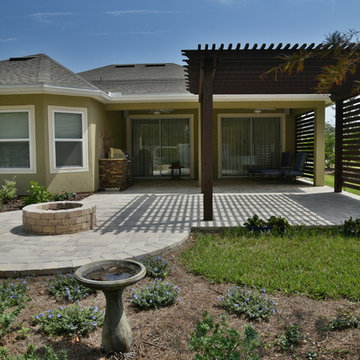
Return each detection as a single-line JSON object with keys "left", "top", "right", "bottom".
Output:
{"left": 74, "top": 259, "right": 146, "bottom": 353}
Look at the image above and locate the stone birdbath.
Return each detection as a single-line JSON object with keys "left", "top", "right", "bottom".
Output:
{"left": 74, "top": 259, "right": 146, "bottom": 353}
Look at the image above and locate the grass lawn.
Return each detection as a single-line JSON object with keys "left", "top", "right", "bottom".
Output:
{"left": 181, "top": 227, "right": 360, "bottom": 300}
{"left": 325, "top": 174, "right": 360, "bottom": 196}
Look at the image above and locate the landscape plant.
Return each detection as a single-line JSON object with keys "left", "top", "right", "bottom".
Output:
{"left": 23, "top": 181, "right": 53, "bottom": 206}
{"left": 140, "top": 256, "right": 171, "bottom": 278}
{"left": 0, "top": 344, "right": 67, "bottom": 360}
{"left": 189, "top": 312, "right": 260, "bottom": 360}
{"left": 266, "top": 216, "right": 291, "bottom": 235}
{"left": 52, "top": 192, "right": 76, "bottom": 202}
{"left": 218, "top": 286, "right": 276, "bottom": 321}
{"left": 46, "top": 273, "right": 96, "bottom": 302}
{"left": 243, "top": 214, "right": 291, "bottom": 235}
{"left": 130, "top": 279, "right": 180, "bottom": 310}
{"left": 0, "top": 178, "right": 17, "bottom": 205}
{"left": 33, "top": 304, "right": 103, "bottom": 337}
{"left": 276, "top": 323, "right": 301, "bottom": 351}
{"left": 0, "top": 279, "right": 29, "bottom": 338}
{"left": 342, "top": 217, "right": 360, "bottom": 237}
{"left": 243, "top": 214, "right": 268, "bottom": 233}
{"left": 327, "top": 311, "right": 360, "bottom": 331}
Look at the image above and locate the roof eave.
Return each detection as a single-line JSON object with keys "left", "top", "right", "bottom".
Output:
{"left": 0, "top": 85, "right": 332, "bottom": 105}
{"left": 107, "top": 93, "right": 198, "bottom": 103}
{"left": 0, "top": 84, "right": 110, "bottom": 102}
{"left": 212, "top": 94, "right": 332, "bottom": 105}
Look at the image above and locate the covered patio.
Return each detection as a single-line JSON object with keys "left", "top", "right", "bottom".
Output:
{"left": 182, "top": 42, "right": 360, "bottom": 220}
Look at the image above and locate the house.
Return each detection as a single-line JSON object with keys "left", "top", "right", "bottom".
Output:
{"left": 0, "top": 49, "right": 333, "bottom": 195}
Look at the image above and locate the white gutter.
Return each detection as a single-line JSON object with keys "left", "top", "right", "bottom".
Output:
{"left": 0, "top": 84, "right": 110, "bottom": 102}
{"left": 108, "top": 92, "right": 198, "bottom": 103}
{"left": 213, "top": 94, "right": 332, "bottom": 105}
{"left": 0, "top": 85, "right": 332, "bottom": 105}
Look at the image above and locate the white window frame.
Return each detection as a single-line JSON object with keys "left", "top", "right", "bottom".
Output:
{"left": 48, "top": 106, "right": 89, "bottom": 173}
{"left": 0, "top": 105, "right": 36, "bottom": 174}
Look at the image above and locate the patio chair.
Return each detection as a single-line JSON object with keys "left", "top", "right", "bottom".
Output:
{"left": 170, "top": 161, "right": 182, "bottom": 179}
{"left": 282, "top": 152, "right": 307, "bottom": 182}
{"left": 258, "top": 152, "right": 292, "bottom": 179}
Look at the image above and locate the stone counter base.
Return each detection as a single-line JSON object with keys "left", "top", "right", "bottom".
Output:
{"left": 22, "top": 202, "right": 96, "bottom": 235}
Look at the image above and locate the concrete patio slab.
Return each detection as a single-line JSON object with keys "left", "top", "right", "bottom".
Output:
{"left": 0, "top": 180, "right": 359, "bottom": 276}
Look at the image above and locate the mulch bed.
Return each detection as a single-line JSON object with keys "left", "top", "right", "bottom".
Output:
{"left": 1, "top": 241, "right": 360, "bottom": 359}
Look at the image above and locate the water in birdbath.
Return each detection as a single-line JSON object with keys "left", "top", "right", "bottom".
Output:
{"left": 87, "top": 266, "right": 134, "bottom": 281}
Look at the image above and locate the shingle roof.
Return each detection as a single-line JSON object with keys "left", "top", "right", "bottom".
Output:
{"left": 78, "top": 63, "right": 189, "bottom": 95}
{"left": 0, "top": 54, "right": 98, "bottom": 91}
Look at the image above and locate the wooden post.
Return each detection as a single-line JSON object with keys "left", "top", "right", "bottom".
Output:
{"left": 314, "top": 106, "right": 325, "bottom": 186}
{"left": 334, "top": 99, "right": 343, "bottom": 193}
{"left": 201, "top": 58, "right": 214, "bottom": 220}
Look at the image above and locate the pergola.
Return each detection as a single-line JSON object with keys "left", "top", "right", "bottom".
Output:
{"left": 182, "top": 43, "right": 360, "bottom": 221}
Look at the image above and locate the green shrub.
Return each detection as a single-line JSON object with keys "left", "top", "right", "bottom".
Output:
{"left": 244, "top": 214, "right": 291, "bottom": 235}
{"left": 266, "top": 216, "right": 291, "bottom": 235}
{"left": 0, "top": 178, "right": 17, "bottom": 204}
{"left": 243, "top": 214, "right": 268, "bottom": 233}
{"left": 140, "top": 256, "right": 171, "bottom": 278}
{"left": 130, "top": 279, "right": 180, "bottom": 310}
{"left": 277, "top": 323, "right": 301, "bottom": 351}
{"left": 0, "top": 344, "right": 67, "bottom": 360}
{"left": 342, "top": 217, "right": 360, "bottom": 237}
{"left": 328, "top": 311, "right": 360, "bottom": 331}
{"left": 52, "top": 192, "right": 76, "bottom": 201}
{"left": 0, "top": 279, "right": 30, "bottom": 338}
{"left": 218, "top": 286, "right": 276, "bottom": 321}
{"left": 307, "top": 350, "right": 318, "bottom": 360}
{"left": 23, "top": 181, "right": 52, "bottom": 206}
{"left": 33, "top": 304, "right": 103, "bottom": 337}
{"left": 189, "top": 312, "right": 260, "bottom": 360}
{"left": 46, "top": 274, "right": 96, "bottom": 302}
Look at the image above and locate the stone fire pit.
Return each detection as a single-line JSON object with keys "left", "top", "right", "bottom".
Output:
{"left": 22, "top": 201, "right": 96, "bottom": 235}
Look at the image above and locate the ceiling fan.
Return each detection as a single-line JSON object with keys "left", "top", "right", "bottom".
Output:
{"left": 151, "top": 109, "right": 173, "bottom": 115}
{"left": 253, "top": 108, "right": 276, "bottom": 113}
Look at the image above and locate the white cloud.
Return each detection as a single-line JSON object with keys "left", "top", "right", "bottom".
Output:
{"left": 0, "top": 37, "right": 17, "bottom": 42}
{"left": 30, "top": 12, "right": 73, "bottom": 24}
{"left": 105, "top": 10, "right": 174, "bottom": 16}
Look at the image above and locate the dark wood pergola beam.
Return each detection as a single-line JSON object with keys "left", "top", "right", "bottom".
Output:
{"left": 334, "top": 99, "right": 344, "bottom": 192}
{"left": 200, "top": 57, "right": 215, "bottom": 220}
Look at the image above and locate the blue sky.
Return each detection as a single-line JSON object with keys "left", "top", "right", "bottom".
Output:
{"left": 0, "top": 0, "right": 359, "bottom": 75}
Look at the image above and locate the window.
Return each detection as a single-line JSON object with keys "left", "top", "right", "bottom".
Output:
{"left": 49, "top": 107, "right": 88, "bottom": 173}
{"left": 0, "top": 106, "right": 36, "bottom": 174}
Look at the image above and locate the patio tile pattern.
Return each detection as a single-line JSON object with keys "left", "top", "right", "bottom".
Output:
{"left": 0, "top": 180, "right": 359, "bottom": 276}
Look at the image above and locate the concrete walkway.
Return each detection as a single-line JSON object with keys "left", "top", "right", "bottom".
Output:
{"left": 1, "top": 180, "right": 359, "bottom": 276}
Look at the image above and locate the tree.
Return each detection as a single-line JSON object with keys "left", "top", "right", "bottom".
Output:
{"left": 325, "top": 122, "right": 335, "bottom": 169}
{"left": 262, "top": 29, "right": 360, "bottom": 95}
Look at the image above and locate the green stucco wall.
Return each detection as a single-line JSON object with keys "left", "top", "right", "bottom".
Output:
{"left": 0, "top": 94, "right": 108, "bottom": 194}
{"left": 0, "top": 93, "right": 327, "bottom": 195}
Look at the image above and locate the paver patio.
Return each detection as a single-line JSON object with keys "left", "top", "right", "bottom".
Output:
{"left": 0, "top": 180, "right": 359, "bottom": 276}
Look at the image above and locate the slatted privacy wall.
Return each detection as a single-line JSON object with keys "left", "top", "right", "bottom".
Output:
{"left": 341, "top": 96, "right": 360, "bottom": 191}
{"left": 295, "top": 111, "right": 315, "bottom": 179}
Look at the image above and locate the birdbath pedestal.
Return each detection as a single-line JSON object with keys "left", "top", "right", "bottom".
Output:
{"left": 74, "top": 260, "right": 146, "bottom": 353}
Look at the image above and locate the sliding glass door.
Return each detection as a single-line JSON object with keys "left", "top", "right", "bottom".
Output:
{"left": 132, "top": 118, "right": 190, "bottom": 177}
{"left": 221, "top": 116, "right": 281, "bottom": 176}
